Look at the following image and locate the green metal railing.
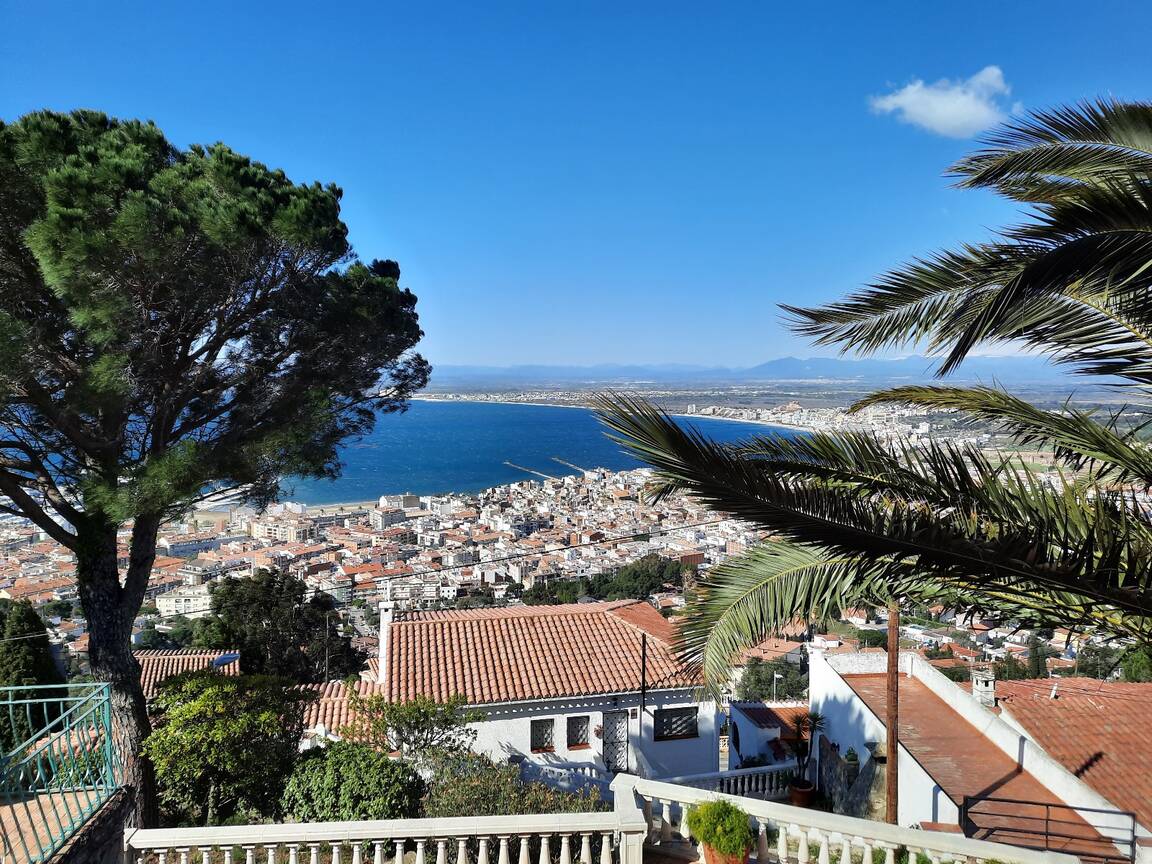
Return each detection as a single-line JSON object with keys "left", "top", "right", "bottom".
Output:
{"left": 1, "top": 683, "right": 121, "bottom": 864}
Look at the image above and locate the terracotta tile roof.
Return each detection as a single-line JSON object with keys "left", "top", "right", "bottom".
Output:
{"left": 134, "top": 649, "right": 241, "bottom": 699}
{"left": 995, "top": 678, "right": 1152, "bottom": 831}
{"left": 844, "top": 674, "right": 1111, "bottom": 857}
{"left": 738, "top": 637, "right": 806, "bottom": 664}
{"left": 386, "top": 600, "right": 700, "bottom": 704}
{"left": 301, "top": 680, "right": 385, "bottom": 734}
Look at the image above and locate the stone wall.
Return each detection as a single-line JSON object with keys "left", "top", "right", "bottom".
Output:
{"left": 49, "top": 789, "right": 132, "bottom": 864}
{"left": 819, "top": 736, "right": 886, "bottom": 819}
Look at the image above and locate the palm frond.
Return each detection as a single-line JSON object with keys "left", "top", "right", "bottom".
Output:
{"left": 852, "top": 385, "right": 1152, "bottom": 484}
{"left": 595, "top": 393, "right": 1152, "bottom": 620}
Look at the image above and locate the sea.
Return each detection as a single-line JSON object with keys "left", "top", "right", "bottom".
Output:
{"left": 284, "top": 400, "right": 800, "bottom": 505}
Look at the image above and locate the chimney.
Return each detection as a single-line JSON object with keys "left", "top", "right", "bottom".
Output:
{"left": 378, "top": 602, "right": 393, "bottom": 688}
{"left": 972, "top": 666, "right": 996, "bottom": 708}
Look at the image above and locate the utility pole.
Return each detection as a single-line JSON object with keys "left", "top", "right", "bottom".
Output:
{"left": 886, "top": 600, "right": 900, "bottom": 824}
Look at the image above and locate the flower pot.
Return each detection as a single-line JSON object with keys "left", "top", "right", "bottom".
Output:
{"left": 701, "top": 845, "right": 750, "bottom": 864}
{"left": 788, "top": 781, "right": 815, "bottom": 807}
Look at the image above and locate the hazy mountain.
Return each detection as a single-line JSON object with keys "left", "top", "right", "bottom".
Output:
{"left": 429, "top": 355, "right": 1079, "bottom": 387}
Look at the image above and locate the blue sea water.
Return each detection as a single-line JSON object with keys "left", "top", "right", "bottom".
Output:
{"left": 284, "top": 400, "right": 798, "bottom": 504}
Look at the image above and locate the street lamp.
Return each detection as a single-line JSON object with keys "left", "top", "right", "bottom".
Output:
{"left": 772, "top": 671, "right": 784, "bottom": 702}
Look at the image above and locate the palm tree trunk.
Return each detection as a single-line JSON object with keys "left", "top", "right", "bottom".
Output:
{"left": 886, "top": 601, "right": 899, "bottom": 824}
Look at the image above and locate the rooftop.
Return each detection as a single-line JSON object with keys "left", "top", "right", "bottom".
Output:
{"left": 134, "top": 649, "right": 241, "bottom": 699}
{"left": 994, "top": 677, "right": 1152, "bottom": 832}
{"left": 385, "top": 600, "right": 698, "bottom": 704}
{"left": 844, "top": 673, "right": 1113, "bottom": 858}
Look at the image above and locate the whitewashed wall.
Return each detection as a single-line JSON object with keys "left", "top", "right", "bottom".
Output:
{"left": 809, "top": 649, "right": 958, "bottom": 827}
{"left": 470, "top": 689, "right": 720, "bottom": 779}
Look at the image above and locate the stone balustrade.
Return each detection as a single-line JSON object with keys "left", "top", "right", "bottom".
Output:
{"left": 624, "top": 775, "right": 1082, "bottom": 864}
{"left": 124, "top": 774, "right": 1086, "bottom": 864}
{"left": 123, "top": 811, "right": 647, "bottom": 864}
{"left": 662, "top": 762, "right": 795, "bottom": 800}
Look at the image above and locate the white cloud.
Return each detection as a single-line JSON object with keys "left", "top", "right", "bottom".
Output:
{"left": 870, "top": 66, "right": 1013, "bottom": 138}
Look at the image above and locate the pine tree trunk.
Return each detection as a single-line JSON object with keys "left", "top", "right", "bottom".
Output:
{"left": 76, "top": 524, "right": 158, "bottom": 828}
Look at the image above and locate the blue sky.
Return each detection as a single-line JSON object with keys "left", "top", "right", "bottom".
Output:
{"left": 3, "top": 1, "right": 1151, "bottom": 367}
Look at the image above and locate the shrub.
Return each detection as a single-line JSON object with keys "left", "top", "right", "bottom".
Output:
{"left": 281, "top": 742, "right": 425, "bottom": 822}
{"left": 685, "top": 800, "right": 756, "bottom": 856}
{"left": 844, "top": 747, "right": 859, "bottom": 764}
{"left": 421, "top": 752, "right": 607, "bottom": 818}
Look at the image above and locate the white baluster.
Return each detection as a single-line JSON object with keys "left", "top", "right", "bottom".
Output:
{"left": 310, "top": 845, "right": 321, "bottom": 864}
{"left": 478, "top": 838, "right": 491, "bottom": 864}
{"left": 559, "top": 836, "right": 572, "bottom": 864}
{"left": 884, "top": 846, "right": 895, "bottom": 864}
{"left": 178, "top": 848, "right": 190, "bottom": 864}
{"left": 817, "top": 832, "right": 830, "bottom": 864}
{"left": 157, "top": 853, "right": 168, "bottom": 864}
{"left": 437, "top": 840, "right": 449, "bottom": 864}
{"left": 416, "top": 841, "right": 428, "bottom": 864}
{"left": 457, "top": 839, "right": 469, "bottom": 864}
{"left": 395, "top": 842, "right": 406, "bottom": 864}
{"left": 861, "top": 841, "right": 873, "bottom": 864}
{"left": 289, "top": 845, "right": 300, "bottom": 864}
{"left": 598, "top": 833, "right": 613, "bottom": 864}
{"left": 333, "top": 844, "right": 342, "bottom": 864}
{"left": 798, "top": 830, "right": 810, "bottom": 864}
{"left": 776, "top": 825, "right": 789, "bottom": 863}
{"left": 373, "top": 843, "right": 385, "bottom": 864}
{"left": 539, "top": 836, "right": 551, "bottom": 864}
{"left": 838, "top": 836, "right": 852, "bottom": 864}
{"left": 224, "top": 848, "right": 234, "bottom": 864}
{"left": 518, "top": 836, "right": 530, "bottom": 864}
{"left": 268, "top": 846, "right": 278, "bottom": 864}
{"left": 579, "top": 834, "right": 593, "bottom": 864}
{"left": 244, "top": 847, "right": 256, "bottom": 864}
{"left": 352, "top": 843, "right": 363, "bottom": 864}
{"left": 659, "top": 801, "right": 673, "bottom": 844}
{"left": 497, "top": 837, "right": 511, "bottom": 864}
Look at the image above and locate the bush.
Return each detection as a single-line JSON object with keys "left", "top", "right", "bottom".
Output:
{"left": 684, "top": 800, "right": 756, "bottom": 856}
{"left": 281, "top": 742, "right": 425, "bottom": 822}
{"left": 421, "top": 752, "right": 607, "bottom": 817}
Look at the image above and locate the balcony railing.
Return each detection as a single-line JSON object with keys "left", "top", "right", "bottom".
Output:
{"left": 1, "top": 683, "right": 121, "bottom": 864}
{"left": 623, "top": 775, "right": 1083, "bottom": 864}
{"left": 125, "top": 773, "right": 1085, "bottom": 864}
{"left": 661, "top": 762, "right": 795, "bottom": 800}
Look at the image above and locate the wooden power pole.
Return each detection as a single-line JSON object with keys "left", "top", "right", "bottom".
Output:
{"left": 886, "top": 600, "right": 900, "bottom": 824}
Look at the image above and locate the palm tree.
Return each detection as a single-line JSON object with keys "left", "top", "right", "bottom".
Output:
{"left": 595, "top": 100, "right": 1152, "bottom": 692}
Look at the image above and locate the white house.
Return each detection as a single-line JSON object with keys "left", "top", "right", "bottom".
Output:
{"left": 372, "top": 599, "right": 721, "bottom": 780}
{"left": 809, "top": 648, "right": 1151, "bottom": 863}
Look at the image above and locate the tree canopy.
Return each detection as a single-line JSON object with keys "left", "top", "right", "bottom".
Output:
{"left": 192, "top": 569, "right": 364, "bottom": 682}
{"left": 281, "top": 741, "right": 424, "bottom": 822}
{"left": 0, "top": 109, "right": 428, "bottom": 818}
{"left": 340, "top": 689, "right": 484, "bottom": 756}
{"left": 143, "top": 672, "right": 312, "bottom": 825}
{"left": 0, "top": 599, "right": 65, "bottom": 749}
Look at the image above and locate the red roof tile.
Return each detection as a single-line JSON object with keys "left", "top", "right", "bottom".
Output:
{"left": 844, "top": 673, "right": 1112, "bottom": 857}
{"left": 995, "top": 678, "right": 1152, "bottom": 831}
{"left": 134, "top": 649, "right": 240, "bottom": 699}
{"left": 387, "top": 600, "right": 699, "bottom": 704}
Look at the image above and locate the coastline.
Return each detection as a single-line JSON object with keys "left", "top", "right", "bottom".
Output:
{"left": 411, "top": 394, "right": 815, "bottom": 433}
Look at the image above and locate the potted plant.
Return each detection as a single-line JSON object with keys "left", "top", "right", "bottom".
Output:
{"left": 685, "top": 799, "right": 757, "bottom": 864}
{"left": 785, "top": 711, "right": 825, "bottom": 807}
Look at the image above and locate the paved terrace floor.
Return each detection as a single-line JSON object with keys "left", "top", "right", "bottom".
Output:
{"left": 0, "top": 790, "right": 107, "bottom": 864}
{"left": 845, "top": 674, "right": 1121, "bottom": 862}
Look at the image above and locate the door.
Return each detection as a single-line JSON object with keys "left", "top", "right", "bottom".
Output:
{"left": 602, "top": 710, "right": 629, "bottom": 773}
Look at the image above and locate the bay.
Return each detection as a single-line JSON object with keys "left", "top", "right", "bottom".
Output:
{"left": 284, "top": 400, "right": 800, "bottom": 505}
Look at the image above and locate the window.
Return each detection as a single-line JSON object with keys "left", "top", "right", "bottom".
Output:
{"left": 530, "top": 718, "right": 555, "bottom": 752}
{"left": 654, "top": 707, "right": 698, "bottom": 741}
{"left": 567, "top": 715, "right": 590, "bottom": 749}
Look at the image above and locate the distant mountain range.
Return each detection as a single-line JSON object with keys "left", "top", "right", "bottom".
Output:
{"left": 429, "top": 355, "right": 1086, "bottom": 387}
